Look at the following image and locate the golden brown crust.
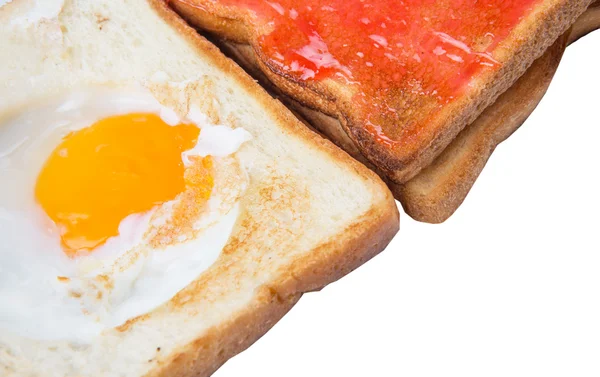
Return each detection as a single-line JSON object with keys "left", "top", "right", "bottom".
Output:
{"left": 146, "top": 200, "right": 399, "bottom": 377}
{"left": 148, "top": 288, "right": 303, "bottom": 377}
{"left": 138, "top": 1, "right": 399, "bottom": 377}
{"left": 170, "top": 0, "right": 591, "bottom": 183}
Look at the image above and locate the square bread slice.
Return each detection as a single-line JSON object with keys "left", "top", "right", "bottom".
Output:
{"left": 0, "top": 0, "right": 399, "bottom": 376}
{"left": 169, "top": 0, "right": 592, "bottom": 183}
{"left": 170, "top": 2, "right": 599, "bottom": 223}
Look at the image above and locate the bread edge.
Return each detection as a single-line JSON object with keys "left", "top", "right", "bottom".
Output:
{"left": 146, "top": 201, "right": 398, "bottom": 377}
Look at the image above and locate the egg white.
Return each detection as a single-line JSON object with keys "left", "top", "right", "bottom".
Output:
{"left": 0, "top": 87, "right": 251, "bottom": 342}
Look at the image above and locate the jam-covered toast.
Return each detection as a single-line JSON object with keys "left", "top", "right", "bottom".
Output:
{"left": 172, "top": 2, "right": 598, "bottom": 222}
{"left": 169, "top": 0, "right": 591, "bottom": 184}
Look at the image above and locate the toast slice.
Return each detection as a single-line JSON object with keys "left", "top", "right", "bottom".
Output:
{"left": 0, "top": 1, "right": 398, "bottom": 376}
{"left": 173, "top": 4, "right": 599, "bottom": 223}
{"left": 169, "top": 0, "right": 591, "bottom": 183}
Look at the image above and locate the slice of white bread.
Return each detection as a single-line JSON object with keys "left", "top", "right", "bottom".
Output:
{"left": 0, "top": 1, "right": 399, "bottom": 376}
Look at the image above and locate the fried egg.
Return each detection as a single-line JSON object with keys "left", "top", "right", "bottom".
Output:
{"left": 0, "top": 88, "right": 251, "bottom": 342}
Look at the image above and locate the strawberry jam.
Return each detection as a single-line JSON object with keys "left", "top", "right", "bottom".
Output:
{"left": 214, "top": 0, "right": 541, "bottom": 146}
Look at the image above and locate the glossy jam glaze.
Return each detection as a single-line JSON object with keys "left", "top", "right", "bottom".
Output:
{"left": 213, "top": 0, "right": 541, "bottom": 146}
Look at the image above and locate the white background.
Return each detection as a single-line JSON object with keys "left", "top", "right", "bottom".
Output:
{"left": 215, "top": 32, "right": 600, "bottom": 376}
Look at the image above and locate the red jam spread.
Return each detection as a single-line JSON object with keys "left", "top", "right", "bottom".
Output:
{"left": 215, "top": 0, "right": 541, "bottom": 146}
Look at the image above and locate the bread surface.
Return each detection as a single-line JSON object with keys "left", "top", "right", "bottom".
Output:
{"left": 170, "top": 0, "right": 592, "bottom": 182}
{"left": 0, "top": 1, "right": 399, "bottom": 376}
{"left": 184, "top": 5, "right": 599, "bottom": 223}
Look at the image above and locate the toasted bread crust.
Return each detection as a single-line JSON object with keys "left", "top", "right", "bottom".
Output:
{"left": 140, "top": 1, "right": 399, "bottom": 376}
{"left": 170, "top": 0, "right": 591, "bottom": 183}
{"left": 147, "top": 204, "right": 398, "bottom": 377}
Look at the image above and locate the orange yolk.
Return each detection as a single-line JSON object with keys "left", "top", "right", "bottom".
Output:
{"left": 35, "top": 113, "right": 204, "bottom": 256}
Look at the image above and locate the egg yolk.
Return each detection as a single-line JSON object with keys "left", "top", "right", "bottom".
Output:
{"left": 35, "top": 113, "right": 204, "bottom": 256}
